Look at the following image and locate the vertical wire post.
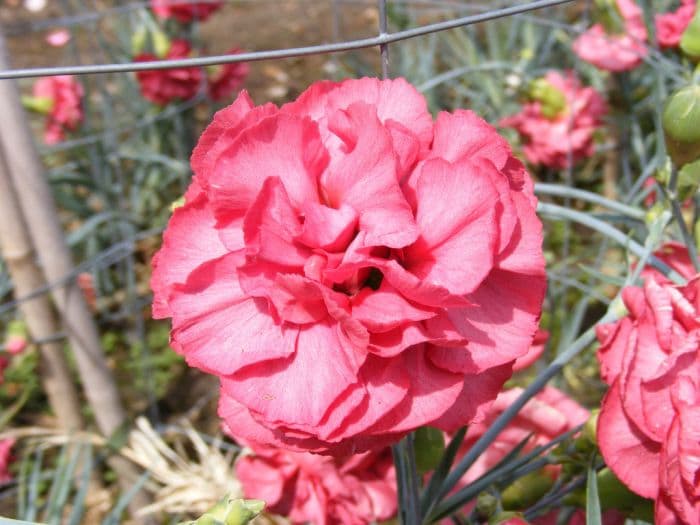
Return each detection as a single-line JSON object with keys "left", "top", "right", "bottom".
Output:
{"left": 378, "top": 0, "right": 390, "bottom": 78}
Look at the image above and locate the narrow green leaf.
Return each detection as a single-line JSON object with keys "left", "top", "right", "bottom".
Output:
{"left": 586, "top": 460, "right": 602, "bottom": 525}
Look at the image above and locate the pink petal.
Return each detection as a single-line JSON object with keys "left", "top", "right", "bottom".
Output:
{"left": 150, "top": 192, "right": 229, "bottom": 318}
{"left": 297, "top": 201, "right": 358, "bottom": 252}
{"left": 242, "top": 177, "right": 308, "bottom": 267}
{"left": 449, "top": 268, "right": 545, "bottom": 373}
{"left": 206, "top": 113, "right": 328, "bottom": 219}
{"left": 169, "top": 253, "right": 298, "bottom": 376}
{"left": 351, "top": 281, "right": 436, "bottom": 333}
{"left": 404, "top": 157, "right": 499, "bottom": 295}
{"left": 223, "top": 321, "right": 368, "bottom": 429}
{"left": 321, "top": 102, "right": 419, "bottom": 248}
{"left": 597, "top": 380, "right": 660, "bottom": 499}
{"left": 431, "top": 363, "right": 514, "bottom": 432}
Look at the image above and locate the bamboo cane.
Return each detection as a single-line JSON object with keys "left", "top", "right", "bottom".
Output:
{"left": 0, "top": 150, "right": 84, "bottom": 433}
{"left": 0, "top": 28, "right": 151, "bottom": 516}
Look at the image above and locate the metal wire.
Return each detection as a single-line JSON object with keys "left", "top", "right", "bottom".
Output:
{"left": 0, "top": 0, "right": 576, "bottom": 79}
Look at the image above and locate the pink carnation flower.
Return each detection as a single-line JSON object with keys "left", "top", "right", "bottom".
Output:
{"left": 236, "top": 440, "right": 396, "bottom": 524}
{"left": 500, "top": 71, "right": 607, "bottom": 169}
{"left": 640, "top": 241, "right": 697, "bottom": 284}
{"left": 151, "top": 0, "right": 223, "bottom": 22}
{"left": 32, "top": 75, "right": 83, "bottom": 145}
{"left": 151, "top": 78, "right": 546, "bottom": 454}
{"left": 573, "top": 0, "right": 648, "bottom": 72}
{"left": 656, "top": 0, "right": 696, "bottom": 48}
{"left": 134, "top": 39, "right": 202, "bottom": 105}
{"left": 206, "top": 49, "right": 249, "bottom": 102}
{"left": 596, "top": 276, "right": 700, "bottom": 524}
{"left": 458, "top": 387, "right": 589, "bottom": 485}
{"left": 0, "top": 439, "right": 15, "bottom": 483}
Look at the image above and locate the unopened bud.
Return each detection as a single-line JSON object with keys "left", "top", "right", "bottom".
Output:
{"left": 180, "top": 498, "right": 265, "bottom": 525}
{"left": 413, "top": 426, "right": 445, "bottom": 474}
{"left": 529, "top": 78, "right": 567, "bottom": 119}
{"left": 663, "top": 85, "right": 700, "bottom": 167}
{"left": 131, "top": 27, "right": 148, "bottom": 55}
{"left": 501, "top": 471, "right": 555, "bottom": 510}
{"left": 152, "top": 30, "right": 172, "bottom": 59}
{"left": 475, "top": 492, "right": 498, "bottom": 520}
{"left": 681, "top": 8, "right": 700, "bottom": 59}
{"left": 21, "top": 95, "right": 54, "bottom": 114}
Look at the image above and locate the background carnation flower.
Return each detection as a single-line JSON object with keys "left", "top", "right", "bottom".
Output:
{"left": 500, "top": 71, "right": 607, "bottom": 169}
{"left": 151, "top": 77, "right": 546, "bottom": 454}
{"left": 456, "top": 386, "right": 589, "bottom": 486}
{"left": 656, "top": 0, "right": 696, "bottom": 48}
{"left": 573, "top": 0, "right": 648, "bottom": 72}
{"left": 206, "top": 49, "right": 249, "bottom": 102}
{"left": 135, "top": 39, "right": 202, "bottom": 105}
{"left": 595, "top": 276, "right": 700, "bottom": 524}
{"left": 151, "top": 0, "right": 223, "bottom": 22}
{"left": 31, "top": 75, "right": 83, "bottom": 144}
{"left": 235, "top": 440, "right": 396, "bottom": 525}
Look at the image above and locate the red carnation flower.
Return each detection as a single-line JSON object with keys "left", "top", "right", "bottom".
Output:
{"left": 206, "top": 48, "right": 249, "bottom": 102}
{"left": 32, "top": 75, "right": 83, "bottom": 145}
{"left": 573, "top": 0, "right": 648, "bottom": 72}
{"left": 236, "top": 440, "right": 396, "bottom": 524}
{"left": 596, "top": 276, "right": 700, "bottom": 524}
{"left": 151, "top": 78, "right": 546, "bottom": 454}
{"left": 151, "top": 0, "right": 223, "bottom": 22}
{"left": 135, "top": 39, "right": 202, "bottom": 105}
{"left": 0, "top": 439, "right": 14, "bottom": 484}
{"left": 500, "top": 71, "right": 607, "bottom": 169}
{"left": 656, "top": 0, "right": 696, "bottom": 49}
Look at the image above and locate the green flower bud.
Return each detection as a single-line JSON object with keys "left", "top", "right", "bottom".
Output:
{"left": 21, "top": 95, "right": 54, "bottom": 114}
{"left": 596, "top": 468, "right": 654, "bottom": 521}
{"left": 152, "top": 30, "right": 172, "bottom": 59}
{"left": 180, "top": 498, "right": 265, "bottom": 525}
{"left": 594, "top": 0, "right": 624, "bottom": 34}
{"left": 663, "top": 85, "right": 700, "bottom": 167}
{"left": 475, "top": 492, "right": 498, "bottom": 520}
{"left": 529, "top": 79, "right": 567, "bottom": 119}
{"left": 413, "top": 426, "right": 445, "bottom": 474}
{"left": 681, "top": 8, "right": 700, "bottom": 59}
{"left": 501, "top": 471, "right": 555, "bottom": 510}
{"left": 677, "top": 158, "right": 700, "bottom": 201}
{"left": 131, "top": 27, "right": 148, "bottom": 55}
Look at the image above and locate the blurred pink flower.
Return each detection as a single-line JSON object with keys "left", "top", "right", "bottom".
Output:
{"left": 46, "top": 29, "right": 71, "bottom": 47}
{"left": 500, "top": 71, "right": 607, "bottom": 169}
{"left": 151, "top": 78, "right": 546, "bottom": 454}
{"left": 206, "top": 48, "right": 249, "bottom": 102}
{"left": 4, "top": 335, "right": 27, "bottom": 356}
{"left": 236, "top": 440, "right": 396, "bottom": 525}
{"left": 151, "top": 0, "right": 223, "bottom": 22}
{"left": 134, "top": 39, "right": 202, "bottom": 105}
{"left": 573, "top": 0, "right": 648, "bottom": 72}
{"left": 656, "top": 0, "right": 696, "bottom": 48}
{"left": 596, "top": 276, "right": 700, "bottom": 524}
{"left": 457, "top": 386, "right": 589, "bottom": 486}
{"left": 0, "top": 439, "right": 14, "bottom": 483}
{"left": 32, "top": 75, "right": 83, "bottom": 144}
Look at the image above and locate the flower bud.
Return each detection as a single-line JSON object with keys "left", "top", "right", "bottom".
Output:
{"left": 131, "top": 27, "right": 148, "bottom": 55}
{"left": 501, "top": 471, "right": 555, "bottom": 510}
{"left": 21, "top": 95, "right": 54, "bottom": 114}
{"left": 152, "top": 30, "right": 172, "bottom": 59}
{"left": 681, "top": 8, "right": 700, "bottom": 59}
{"left": 475, "top": 492, "right": 498, "bottom": 520}
{"left": 593, "top": 0, "right": 624, "bottom": 34}
{"left": 180, "top": 498, "right": 265, "bottom": 525}
{"left": 662, "top": 85, "right": 700, "bottom": 167}
{"left": 413, "top": 426, "right": 445, "bottom": 474}
{"left": 4, "top": 321, "right": 28, "bottom": 355}
{"left": 596, "top": 468, "right": 654, "bottom": 520}
{"left": 528, "top": 78, "right": 567, "bottom": 119}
